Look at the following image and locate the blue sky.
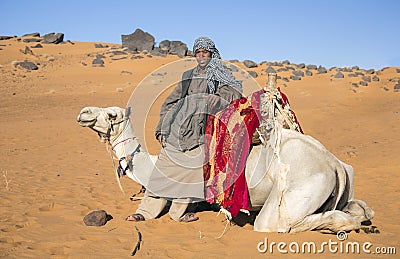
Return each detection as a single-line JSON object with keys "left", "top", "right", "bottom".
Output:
{"left": 1, "top": 0, "right": 399, "bottom": 69}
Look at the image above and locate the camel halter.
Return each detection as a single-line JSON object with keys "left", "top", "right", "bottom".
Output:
{"left": 101, "top": 107, "right": 142, "bottom": 194}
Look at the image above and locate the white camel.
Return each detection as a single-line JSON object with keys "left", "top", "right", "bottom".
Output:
{"left": 77, "top": 106, "right": 374, "bottom": 233}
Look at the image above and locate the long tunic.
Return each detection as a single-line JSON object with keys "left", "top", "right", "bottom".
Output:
{"left": 147, "top": 66, "right": 242, "bottom": 199}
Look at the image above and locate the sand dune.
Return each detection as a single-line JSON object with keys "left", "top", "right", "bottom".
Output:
{"left": 0, "top": 36, "right": 399, "bottom": 258}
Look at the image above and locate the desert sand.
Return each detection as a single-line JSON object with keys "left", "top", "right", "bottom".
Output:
{"left": 0, "top": 37, "right": 399, "bottom": 258}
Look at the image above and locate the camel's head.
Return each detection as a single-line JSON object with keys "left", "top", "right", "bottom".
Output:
{"left": 77, "top": 106, "right": 128, "bottom": 141}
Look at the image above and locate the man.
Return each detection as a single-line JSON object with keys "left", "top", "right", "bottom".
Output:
{"left": 126, "top": 37, "right": 242, "bottom": 222}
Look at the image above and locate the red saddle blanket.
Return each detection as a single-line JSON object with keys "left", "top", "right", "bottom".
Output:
{"left": 203, "top": 88, "right": 302, "bottom": 217}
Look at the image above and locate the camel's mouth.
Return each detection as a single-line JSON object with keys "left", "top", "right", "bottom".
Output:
{"left": 77, "top": 113, "right": 97, "bottom": 127}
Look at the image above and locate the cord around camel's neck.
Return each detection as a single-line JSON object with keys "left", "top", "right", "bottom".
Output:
{"left": 109, "top": 116, "right": 155, "bottom": 188}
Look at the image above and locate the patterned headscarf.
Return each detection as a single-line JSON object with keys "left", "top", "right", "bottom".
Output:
{"left": 193, "top": 37, "right": 242, "bottom": 93}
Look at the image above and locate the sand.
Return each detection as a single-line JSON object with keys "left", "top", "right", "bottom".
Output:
{"left": 0, "top": 37, "right": 399, "bottom": 258}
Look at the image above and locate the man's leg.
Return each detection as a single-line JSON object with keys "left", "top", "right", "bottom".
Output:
{"left": 133, "top": 196, "right": 168, "bottom": 220}
{"left": 169, "top": 198, "right": 195, "bottom": 222}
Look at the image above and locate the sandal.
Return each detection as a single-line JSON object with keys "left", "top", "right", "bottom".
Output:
{"left": 125, "top": 213, "right": 145, "bottom": 222}
{"left": 179, "top": 212, "right": 199, "bottom": 223}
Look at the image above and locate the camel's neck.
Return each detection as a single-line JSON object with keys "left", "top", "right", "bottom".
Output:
{"left": 110, "top": 119, "right": 156, "bottom": 187}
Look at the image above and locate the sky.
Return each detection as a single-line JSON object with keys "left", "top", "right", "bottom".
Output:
{"left": 1, "top": 0, "right": 399, "bottom": 70}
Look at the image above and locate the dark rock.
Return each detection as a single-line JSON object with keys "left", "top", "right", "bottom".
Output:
{"left": 159, "top": 40, "right": 171, "bottom": 51}
{"left": 394, "top": 84, "right": 400, "bottom": 92}
{"left": 365, "top": 69, "right": 375, "bottom": 74}
{"left": 286, "top": 66, "right": 295, "bottom": 71}
{"left": 317, "top": 66, "right": 327, "bottom": 74}
{"left": 351, "top": 83, "right": 359, "bottom": 88}
{"left": 227, "top": 64, "right": 239, "bottom": 72}
{"left": 306, "top": 64, "right": 317, "bottom": 70}
{"left": 109, "top": 50, "right": 127, "bottom": 56}
{"left": 282, "top": 77, "right": 289, "bottom": 82}
{"left": 334, "top": 71, "right": 344, "bottom": 78}
{"left": 21, "top": 46, "right": 34, "bottom": 55}
{"left": 282, "top": 60, "right": 290, "bottom": 65}
{"left": 131, "top": 55, "right": 144, "bottom": 60}
{"left": 95, "top": 43, "right": 109, "bottom": 48}
{"left": 16, "top": 61, "right": 38, "bottom": 70}
{"left": 243, "top": 60, "right": 258, "bottom": 68}
{"left": 169, "top": 41, "right": 187, "bottom": 57}
{"left": 23, "top": 38, "right": 42, "bottom": 43}
{"left": 296, "top": 63, "right": 305, "bottom": 69}
{"left": 360, "top": 81, "right": 368, "bottom": 87}
{"left": 247, "top": 71, "right": 258, "bottom": 78}
{"left": 362, "top": 76, "right": 371, "bottom": 82}
{"left": 293, "top": 70, "right": 304, "bottom": 77}
{"left": 0, "top": 36, "right": 14, "bottom": 40}
{"left": 277, "top": 67, "right": 288, "bottom": 72}
{"left": 396, "top": 68, "right": 400, "bottom": 73}
{"left": 83, "top": 210, "right": 113, "bottom": 226}
{"left": 352, "top": 66, "right": 360, "bottom": 70}
{"left": 151, "top": 47, "right": 167, "bottom": 57}
{"left": 265, "top": 66, "right": 277, "bottom": 73}
{"left": 355, "top": 71, "right": 364, "bottom": 76}
{"left": 290, "top": 75, "right": 301, "bottom": 80}
{"left": 121, "top": 29, "right": 155, "bottom": 52}
{"left": 43, "top": 33, "right": 64, "bottom": 44}
{"left": 23, "top": 32, "right": 40, "bottom": 37}
{"left": 348, "top": 73, "right": 357, "bottom": 77}
{"left": 92, "top": 58, "right": 104, "bottom": 67}
{"left": 31, "top": 44, "right": 43, "bottom": 48}
{"left": 342, "top": 67, "right": 353, "bottom": 72}
{"left": 96, "top": 54, "right": 105, "bottom": 59}
{"left": 305, "top": 70, "right": 313, "bottom": 76}
{"left": 372, "top": 75, "right": 379, "bottom": 82}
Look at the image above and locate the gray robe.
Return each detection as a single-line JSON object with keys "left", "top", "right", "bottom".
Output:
{"left": 147, "top": 66, "right": 242, "bottom": 199}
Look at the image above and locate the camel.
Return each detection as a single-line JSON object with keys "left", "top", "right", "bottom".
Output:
{"left": 77, "top": 106, "right": 374, "bottom": 233}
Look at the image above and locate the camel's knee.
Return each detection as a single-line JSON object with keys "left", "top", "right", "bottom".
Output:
{"left": 343, "top": 199, "right": 374, "bottom": 222}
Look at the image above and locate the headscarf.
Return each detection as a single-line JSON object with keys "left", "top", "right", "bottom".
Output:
{"left": 193, "top": 37, "right": 242, "bottom": 93}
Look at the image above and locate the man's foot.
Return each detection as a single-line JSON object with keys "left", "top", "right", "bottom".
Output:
{"left": 179, "top": 212, "right": 199, "bottom": 222}
{"left": 125, "top": 213, "right": 145, "bottom": 222}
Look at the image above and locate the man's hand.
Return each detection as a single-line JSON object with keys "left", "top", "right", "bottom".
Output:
{"left": 157, "top": 134, "right": 167, "bottom": 147}
{"left": 206, "top": 94, "right": 220, "bottom": 112}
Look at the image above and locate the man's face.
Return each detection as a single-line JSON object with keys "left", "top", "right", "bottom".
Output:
{"left": 195, "top": 48, "right": 212, "bottom": 68}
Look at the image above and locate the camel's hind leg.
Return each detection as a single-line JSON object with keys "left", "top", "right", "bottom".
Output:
{"left": 289, "top": 210, "right": 361, "bottom": 233}
{"left": 289, "top": 200, "right": 374, "bottom": 233}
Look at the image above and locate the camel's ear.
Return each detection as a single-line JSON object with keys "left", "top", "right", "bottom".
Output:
{"left": 106, "top": 109, "right": 117, "bottom": 119}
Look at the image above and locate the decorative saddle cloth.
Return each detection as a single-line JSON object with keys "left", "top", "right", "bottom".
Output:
{"left": 203, "top": 88, "right": 302, "bottom": 217}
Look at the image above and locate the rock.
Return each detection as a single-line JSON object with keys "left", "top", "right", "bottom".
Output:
{"left": 109, "top": 50, "right": 128, "bottom": 56}
{"left": 305, "top": 70, "right": 313, "bottom": 76}
{"left": 396, "top": 68, "right": 400, "bottom": 73}
{"left": 295, "top": 63, "right": 305, "bottom": 69}
{"left": 159, "top": 40, "right": 171, "bottom": 51}
{"left": 277, "top": 67, "right": 288, "bottom": 72}
{"left": 243, "top": 60, "right": 258, "bottom": 68}
{"left": 121, "top": 28, "right": 155, "bottom": 52}
{"left": 23, "top": 38, "right": 42, "bottom": 43}
{"left": 0, "top": 36, "right": 14, "bottom": 40}
{"left": 169, "top": 41, "right": 187, "bottom": 57}
{"left": 317, "top": 66, "right": 327, "bottom": 74}
{"left": 394, "top": 84, "right": 400, "bottom": 92}
{"left": 365, "top": 69, "right": 375, "bottom": 74}
{"left": 43, "top": 33, "right": 64, "bottom": 44}
{"left": 151, "top": 47, "right": 167, "bottom": 57}
{"left": 23, "top": 32, "right": 40, "bottom": 37}
{"left": 83, "top": 210, "right": 112, "bottom": 226}
{"left": 348, "top": 73, "right": 357, "bottom": 77}
{"left": 334, "top": 71, "right": 344, "bottom": 78}
{"left": 227, "top": 64, "right": 239, "bottom": 72}
{"left": 247, "top": 71, "right": 258, "bottom": 78}
{"left": 282, "top": 60, "right": 290, "bottom": 65}
{"left": 293, "top": 70, "right": 304, "bottom": 77}
{"left": 95, "top": 43, "right": 109, "bottom": 48}
{"left": 290, "top": 75, "right": 301, "bottom": 80}
{"left": 372, "top": 75, "right": 379, "bottom": 82}
{"left": 306, "top": 64, "right": 317, "bottom": 70}
{"left": 362, "top": 76, "right": 371, "bottom": 82}
{"left": 352, "top": 66, "right": 359, "bottom": 70}
{"left": 351, "top": 83, "right": 359, "bottom": 88}
{"left": 31, "top": 44, "right": 43, "bottom": 48}
{"left": 92, "top": 58, "right": 104, "bottom": 67}
{"left": 282, "top": 77, "right": 289, "bottom": 82}
{"left": 20, "top": 46, "right": 34, "bottom": 55}
{"left": 265, "top": 66, "right": 277, "bottom": 73}
{"left": 360, "top": 81, "right": 368, "bottom": 87}
{"left": 16, "top": 61, "right": 38, "bottom": 70}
